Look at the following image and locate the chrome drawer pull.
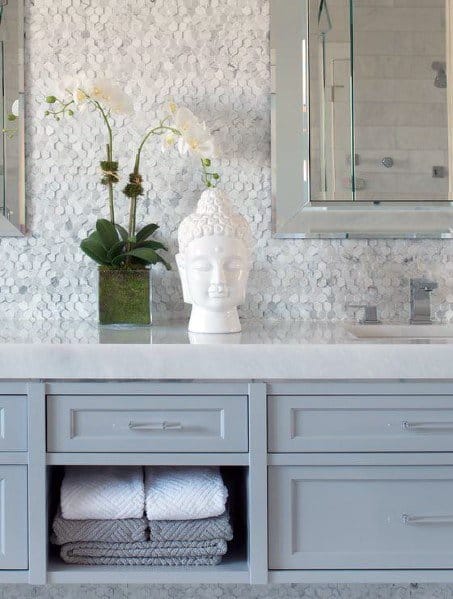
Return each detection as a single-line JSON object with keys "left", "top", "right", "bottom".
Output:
{"left": 402, "top": 514, "right": 453, "bottom": 525}
{"left": 401, "top": 421, "right": 453, "bottom": 432}
{"left": 128, "top": 421, "right": 183, "bottom": 431}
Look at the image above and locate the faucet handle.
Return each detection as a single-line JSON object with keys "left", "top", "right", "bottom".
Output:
{"left": 347, "top": 304, "right": 381, "bottom": 325}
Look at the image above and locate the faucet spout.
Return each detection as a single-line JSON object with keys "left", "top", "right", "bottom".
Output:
{"left": 410, "top": 278, "right": 438, "bottom": 325}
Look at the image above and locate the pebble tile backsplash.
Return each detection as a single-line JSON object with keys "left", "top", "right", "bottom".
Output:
{"left": 0, "top": 0, "right": 452, "bottom": 323}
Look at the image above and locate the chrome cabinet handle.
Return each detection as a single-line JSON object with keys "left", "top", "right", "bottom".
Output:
{"left": 402, "top": 421, "right": 453, "bottom": 432}
{"left": 402, "top": 514, "right": 453, "bottom": 525}
{"left": 128, "top": 421, "right": 183, "bottom": 431}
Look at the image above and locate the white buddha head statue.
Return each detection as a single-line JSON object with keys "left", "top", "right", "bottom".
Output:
{"left": 176, "top": 188, "right": 253, "bottom": 334}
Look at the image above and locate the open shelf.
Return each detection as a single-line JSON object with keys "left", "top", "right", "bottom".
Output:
{"left": 47, "top": 547, "right": 249, "bottom": 584}
{"left": 46, "top": 465, "right": 250, "bottom": 584}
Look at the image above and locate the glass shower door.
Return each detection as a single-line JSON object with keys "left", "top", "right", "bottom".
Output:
{"left": 310, "top": 0, "right": 354, "bottom": 202}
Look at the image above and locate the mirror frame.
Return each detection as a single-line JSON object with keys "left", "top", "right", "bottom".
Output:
{"left": 271, "top": 0, "right": 453, "bottom": 239}
{"left": 0, "top": 0, "right": 25, "bottom": 237}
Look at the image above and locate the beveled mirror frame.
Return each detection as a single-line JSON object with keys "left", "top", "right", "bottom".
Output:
{"left": 0, "top": 0, "right": 25, "bottom": 237}
{"left": 271, "top": 0, "right": 453, "bottom": 239}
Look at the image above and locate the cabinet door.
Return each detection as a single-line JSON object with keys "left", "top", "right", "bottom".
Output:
{"left": 0, "top": 465, "right": 28, "bottom": 569}
{"left": 269, "top": 465, "right": 453, "bottom": 570}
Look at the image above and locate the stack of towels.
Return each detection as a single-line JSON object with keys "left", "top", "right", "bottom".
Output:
{"left": 52, "top": 465, "right": 232, "bottom": 566}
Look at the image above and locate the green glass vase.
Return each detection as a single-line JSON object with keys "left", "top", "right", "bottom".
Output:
{"left": 98, "top": 267, "right": 151, "bottom": 326}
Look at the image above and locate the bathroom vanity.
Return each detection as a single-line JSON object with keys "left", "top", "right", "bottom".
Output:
{"left": 0, "top": 320, "right": 453, "bottom": 585}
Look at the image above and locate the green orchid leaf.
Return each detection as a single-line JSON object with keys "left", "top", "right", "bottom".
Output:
{"left": 96, "top": 218, "right": 119, "bottom": 250}
{"left": 111, "top": 247, "right": 171, "bottom": 270}
{"left": 134, "top": 240, "right": 168, "bottom": 252}
{"left": 80, "top": 238, "right": 109, "bottom": 265}
{"left": 136, "top": 223, "right": 159, "bottom": 242}
{"left": 107, "top": 240, "right": 126, "bottom": 261}
{"left": 110, "top": 254, "right": 127, "bottom": 267}
{"left": 115, "top": 224, "right": 129, "bottom": 242}
{"left": 87, "top": 230, "right": 103, "bottom": 244}
{"left": 155, "top": 254, "right": 172, "bottom": 271}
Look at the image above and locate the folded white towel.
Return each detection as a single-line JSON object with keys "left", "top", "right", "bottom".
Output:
{"left": 145, "top": 466, "right": 228, "bottom": 521}
{"left": 61, "top": 466, "right": 145, "bottom": 520}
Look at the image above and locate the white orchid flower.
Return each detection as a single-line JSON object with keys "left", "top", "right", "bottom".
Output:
{"left": 179, "top": 122, "right": 215, "bottom": 159}
{"left": 168, "top": 100, "right": 178, "bottom": 115}
{"left": 173, "top": 106, "right": 201, "bottom": 135}
{"left": 73, "top": 86, "right": 89, "bottom": 108}
{"left": 87, "top": 79, "right": 134, "bottom": 115}
{"left": 161, "top": 132, "right": 176, "bottom": 152}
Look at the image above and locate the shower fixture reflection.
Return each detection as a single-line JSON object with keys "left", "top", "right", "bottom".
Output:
{"left": 432, "top": 61, "right": 447, "bottom": 89}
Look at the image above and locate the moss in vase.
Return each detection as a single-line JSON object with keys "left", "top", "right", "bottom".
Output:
{"left": 98, "top": 267, "right": 150, "bottom": 326}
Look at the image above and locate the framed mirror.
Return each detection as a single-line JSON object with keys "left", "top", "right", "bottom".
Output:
{"left": 271, "top": 0, "right": 453, "bottom": 238}
{"left": 0, "top": 0, "right": 25, "bottom": 236}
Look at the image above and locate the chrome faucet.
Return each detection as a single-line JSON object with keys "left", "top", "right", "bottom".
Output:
{"left": 410, "top": 278, "right": 438, "bottom": 324}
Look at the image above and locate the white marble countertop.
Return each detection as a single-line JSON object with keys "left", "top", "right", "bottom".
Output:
{"left": 0, "top": 319, "right": 452, "bottom": 380}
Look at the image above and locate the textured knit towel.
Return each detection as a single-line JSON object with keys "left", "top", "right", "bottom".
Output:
{"left": 61, "top": 466, "right": 145, "bottom": 520}
{"left": 52, "top": 509, "right": 148, "bottom": 545}
{"left": 145, "top": 466, "right": 228, "bottom": 521}
{"left": 148, "top": 511, "right": 233, "bottom": 541}
{"left": 59, "top": 539, "right": 227, "bottom": 566}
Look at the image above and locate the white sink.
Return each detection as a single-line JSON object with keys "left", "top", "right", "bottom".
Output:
{"left": 346, "top": 324, "right": 453, "bottom": 340}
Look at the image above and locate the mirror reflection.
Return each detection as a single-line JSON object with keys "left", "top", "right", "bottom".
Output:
{"left": 271, "top": 0, "right": 453, "bottom": 238}
{"left": 311, "top": 0, "right": 448, "bottom": 202}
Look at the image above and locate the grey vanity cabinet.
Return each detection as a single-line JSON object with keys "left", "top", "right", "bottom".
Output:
{"left": 267, "top": 383, "right": 453, "bottom": 576}
{"left": 0, "top": 465, "right": 28, "bottom": 570}
{"left": 268, "top": 465, "right": 453, "bottom": 570}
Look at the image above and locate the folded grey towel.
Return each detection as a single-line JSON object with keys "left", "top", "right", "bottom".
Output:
{"left": 52, "top": 510, "right": 148, "bottom": 545}
{"left": 60, "top": 539, "right": 227, "bottom": 566}
{"left": 148, "top": 511, "right": 233, "bottom": 542}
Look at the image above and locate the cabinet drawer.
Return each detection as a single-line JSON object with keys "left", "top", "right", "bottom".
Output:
{"left": 269, "top": 465, "right": 453, "bottom": 570}
{"left": 0, "top": 465, "right": 28, "bottom": 569}
{"left": 47, "top": 395, "right": 248, "bottom": 452}
{"left": 0, "top": 396, "right": 27, "bottom": 451}
{"left": 268, "top": 395, "right": 453, "bottom": 452}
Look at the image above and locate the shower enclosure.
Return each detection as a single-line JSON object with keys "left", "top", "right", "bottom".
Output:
{"left": 311, "top": 0, "right": 449, "bottom": 202}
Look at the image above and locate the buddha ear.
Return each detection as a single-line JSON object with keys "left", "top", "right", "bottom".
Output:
{"left": 176, "top": 253, "right": 192, "bottom": 304}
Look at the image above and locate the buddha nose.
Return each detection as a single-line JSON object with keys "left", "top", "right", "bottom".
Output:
{"left": 211, "top": 264, "right": 226, "bottom": 287}
{"left": 208, "top": 265, "right": 227, "bottom": 295}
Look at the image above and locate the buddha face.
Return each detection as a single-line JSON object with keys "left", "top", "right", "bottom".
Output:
{"left": 176, "top": 235, "right": 251, "bottom": 313}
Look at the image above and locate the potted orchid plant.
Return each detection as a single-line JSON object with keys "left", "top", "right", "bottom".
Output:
{"left": 43, "top": 78, "right": 219, "bottom": 325}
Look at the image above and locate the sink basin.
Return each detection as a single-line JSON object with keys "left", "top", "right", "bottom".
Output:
{"left": 346, "top": 324, "right": 453, "bottom": 340}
